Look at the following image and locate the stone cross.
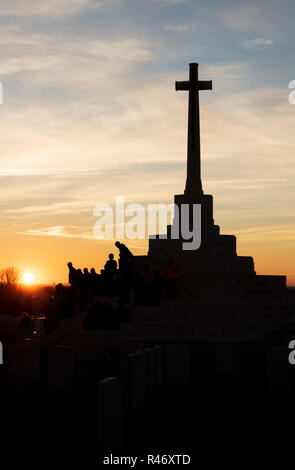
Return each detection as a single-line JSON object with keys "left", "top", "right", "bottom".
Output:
{"left": 176, "top": 63, "right": 212, "bottom": 195}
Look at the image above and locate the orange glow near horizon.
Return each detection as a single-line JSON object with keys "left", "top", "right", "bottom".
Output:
{"left": 5, "top": 235, "right": 294, "bottom": 287}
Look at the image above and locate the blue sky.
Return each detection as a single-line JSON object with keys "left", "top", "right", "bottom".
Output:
{"left": 0, "top": 0, "right": 294, "bottom": 283}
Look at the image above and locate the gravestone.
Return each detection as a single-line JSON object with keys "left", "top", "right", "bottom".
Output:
{"left": 58, "top": 331, "right": 104, "bottom": 363}
{"left": 135, "top": 350, "right": 146, "bottom": 406}
{"left": 21, "top": 339, "right": 40, "bottom": 385}
{"left": 154, "top": 345, "right": 163, "bottom": 387}
{"left": 164, "top": 344, "right": 189, "bottom": 387}
{"left": 48, "top": 345, "right": 74, "bottom": 396}
{"left": 133, "top": 351, "right": 141, "bottom": 412}
{"left": 145, "top": 348, "right": 155, "bottom": 398}
{"left": 5, "top": 344, "right": 35, "bottom": 394}
{"left": 268, "top": 346, "right": 292, "bottom": 393}
{"left": 216, "top": 345, "right": 239, "bottom": 392}
{"left": 125, "top": 353, "right": 138, "bottom": 415}
{"left": 97, "top": 377, "right": 124, "bottom": 452}
{"left": 120, "top": 342, "right": 144, "bottom": 376}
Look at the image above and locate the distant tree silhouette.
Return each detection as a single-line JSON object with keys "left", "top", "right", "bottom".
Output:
{"left": 0, "top": 266, "right": 20, "bottom": 286}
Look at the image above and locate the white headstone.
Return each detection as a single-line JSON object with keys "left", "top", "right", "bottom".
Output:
{"left": 134, "top": 350, "right": 145, "bottom": 407}
{"left": 120, "top": 342, "right": 144, "bottom": 376}
{"left": 48, "top": 345, "right": 74, "bottom": 396}
{"left": 97, "top": 377, "right": 124, "bottom": 452}
{"left": 126, "top": 353, "right": 137, "bottom": 415}
{"left": 145, "top": 348, "right": 155, "bottom": 398}
{"left": 154, "top": 345, "right": 163, "bottom": 388}
{"left": 268, "top": 346, "right": 291, "bottom": 393}
{"left": 21, "top": 339, "right": 40, "bottom": 385}
{"left": 5, "top": 344, "right": 35, "bottom": 394}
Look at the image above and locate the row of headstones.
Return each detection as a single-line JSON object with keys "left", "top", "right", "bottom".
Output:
{"left": 216, "top": 345, "right": 295, "bottom": 393}
{"left": 3, "top": 338, "right": 190, "bottom": 397}
{"left": 4, "top": 341, "right": 75, "bottom": 396}
{"left": 3, "top": 327, "right": 107, "bottom": 395}
{"left": 4, "top": 342, "right": 293, "bottom": 396}
{"left": 3, "top": 341, "right": 191, "bottom": 455}
{"left": 97, "top": 343, "right": 190, "bottom": 452}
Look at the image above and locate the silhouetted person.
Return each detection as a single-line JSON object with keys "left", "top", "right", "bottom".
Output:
{"left": 90, "top": 268, "right": 99, "bottom": 298}
{"left": 104, "top": 253, "right": 117, "bottom": 275}
{"left": 90, "top": 267, "right": 99, "bottom": 279}
{"left": 74, "top": 269, "right": 84, "bottom": 308}
{"left": 103, "top": 254, "right": 117, "bottom": 292}
{"left": 54, "top": 283, "right": 66, "bottom": 319}
{"left": 143, "top": 264, "right": 154, "bottom": 304}
{"left": 163, "top": 259, "right": 180, "bottom": 297}
{"left": 152, "top": 270, "right": 164, "bottom": 304}
{"left": 19, "top": 311, "right": 35, "bottom": 329}
{"left": 83, "top": 267, "right": 91, "bottom": 281}
{"left": 115, "top": 241, "right": 134, "bottom": 273}
{"left": 76, "top": 268, "right": 83, "bottom": 286}
{"left": 67, "top": 262, "right": 77, "bottom": 288}
{"left": 90, "top": 267, "right": 99, "bottom": 284}
{"left": 82, "top": 268, "right": 91, "bottom": 303}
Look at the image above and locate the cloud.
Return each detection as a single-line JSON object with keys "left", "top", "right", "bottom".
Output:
{"left": 243, "top": 38, "right": 274, "bottom": 50}
{"left": 0, "top": 0, "right": 109, "bottom": 18}
{"left": 22, "top": 225, "right": 93, "bottom": 239}
{"left": 235, "top": 226, "right": 295, "bottom": 242}
{"left": 219, "top": 6, "right": 271, "bottom": 33}
{"left": 165, "top": 23, "right": 198, "bottom": 33}
{"left": 5, "top": 200, "right": 91, "bottom": 215}
{"left": 0, "top": 34, "right": 151, "bottom": 76}
{"left": 153, "top": 0, "right": 190, "bottom": 4}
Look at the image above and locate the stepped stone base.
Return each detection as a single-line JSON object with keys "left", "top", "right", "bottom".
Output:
{"left": 133, "top": 191, "right": 292, "bottom": 342}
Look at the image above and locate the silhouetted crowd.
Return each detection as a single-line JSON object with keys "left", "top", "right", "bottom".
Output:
{"left": 33, "top": 241, "right": 181, "bottom": 333}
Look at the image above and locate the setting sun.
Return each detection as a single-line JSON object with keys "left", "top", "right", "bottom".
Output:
{"left": 23, "top": 272, "right": 35, "bottom": 285}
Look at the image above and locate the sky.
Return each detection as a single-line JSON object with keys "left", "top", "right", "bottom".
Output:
{"left": 0, "top": 0, "right": 294, "bottom": 284}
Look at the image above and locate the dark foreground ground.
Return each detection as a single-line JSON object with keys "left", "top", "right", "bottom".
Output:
{"left": 1, "top": 360, "right": 294, "bottom": 469}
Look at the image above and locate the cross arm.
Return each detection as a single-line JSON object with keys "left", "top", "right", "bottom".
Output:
{"left": 197, "top": 80, "right": 213, "bottom": 91}
{"left": 175, "top": 81, "right": 190, "bottom": 91}
{"left": 175, "top": 80, "right": 213, "bottom": 91}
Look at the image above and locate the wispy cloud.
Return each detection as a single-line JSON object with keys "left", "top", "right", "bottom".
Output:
{"left": 0, "top": 35, "right": 151, "bottom": 76}
{"left": 0, "top": 0, "right": 110, "bottom": 18}
{"left": 22, "top": 225, "right": 93, "bottom": 239}
{"left": 219, "top": 6, "right": 271, "bottom": 33}
{"left": 243, "top": 38, "right": 274, "bottom": 50}
{"left": 235, "top": 226, "right": 295, "bottom": 242}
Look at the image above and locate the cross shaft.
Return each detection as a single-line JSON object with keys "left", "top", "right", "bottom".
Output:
{"left": 176, "top": 63, "right": 212, "bottom": 195}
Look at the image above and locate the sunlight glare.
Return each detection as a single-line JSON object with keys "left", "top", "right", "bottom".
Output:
{"left": 23, "top": 272, "right": 35, "bottom": 284}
